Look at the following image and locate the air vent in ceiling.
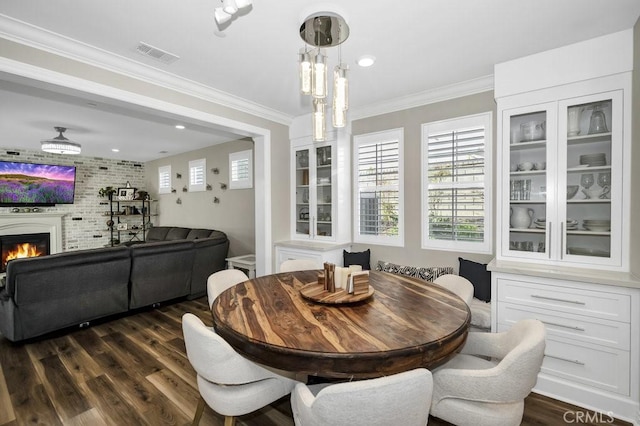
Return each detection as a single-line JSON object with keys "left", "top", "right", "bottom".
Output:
{"left": 135, "top": 42, "right": 180, "bottom": 64}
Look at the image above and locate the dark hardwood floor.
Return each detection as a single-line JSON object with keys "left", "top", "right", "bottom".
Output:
{"left": 0, "top": 297, "right": 631, "bottom": 426}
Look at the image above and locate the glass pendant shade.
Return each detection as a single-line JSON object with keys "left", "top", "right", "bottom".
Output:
{"left": 332, "top": 64, "right": 348, "bottom": 127}
{"left": 299, "top": 51, "right": 312, "bottom": 95}
{"left": 311, "top": 50, "right": 327, "bottom": 99}
{"left": 312, "top": 99, "right": 326, "bottom": 142}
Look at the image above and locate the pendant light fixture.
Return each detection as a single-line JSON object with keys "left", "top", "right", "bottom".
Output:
{"left": 41, "top": 127, "right": 81, "bottom": 155}
{"left": 298, "top": 10, "right": 349, "bottom": 141}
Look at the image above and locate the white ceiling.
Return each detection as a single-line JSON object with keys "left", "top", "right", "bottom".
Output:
{"left": 1, "top": 0, "right": 639, "bottom": 162}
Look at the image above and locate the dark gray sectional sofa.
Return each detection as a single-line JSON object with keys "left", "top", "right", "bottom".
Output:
{"left": 0, "top": 226, "right": 229, "bottom": 342}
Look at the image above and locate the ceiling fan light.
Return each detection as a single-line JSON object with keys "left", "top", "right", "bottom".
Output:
{"left": 214, "top": 7, "right": 233, "bottom": 25}
{"left": 41, "top": 127, "right": 81, "bottom": 155}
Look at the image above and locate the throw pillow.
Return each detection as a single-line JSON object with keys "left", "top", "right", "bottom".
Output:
{"left": 458, "top": 257, "right": 491, "bottom": 302}
{"left": 344, "top": 249, "right": 371, "bottom": 270}
{"left": 375, "top": 261, "right": 453, "bottom": 281}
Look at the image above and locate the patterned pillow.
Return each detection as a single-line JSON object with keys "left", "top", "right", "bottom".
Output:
{"left": 375, "top": 261, "right": 454, "bottom": 282}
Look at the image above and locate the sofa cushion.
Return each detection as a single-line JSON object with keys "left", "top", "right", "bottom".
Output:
{"left": 165, "top": 227, "right": 190, "bottom": 240}
{"left": 146, "top": 226, "right": 170, "bottom": 241}
{"left": 376, "top": 260, "right": 453, "bottom": 282}
{"left": 186, "top": 229, "right": 215, "bottom": 239}
{"left": 458, "top": 257, "right": 491, "bottom": 302}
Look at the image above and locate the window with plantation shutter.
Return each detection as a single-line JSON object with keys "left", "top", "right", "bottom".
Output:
{"left": 189, "top": 158, "right": 206, "bottom": 192}
{"left": 353, "top": 128, "right": 404, "bottom": 246}
{"left": 229, "top": 149, "right": 253, "bottom": 189}
{"left": 421, "top": 113, "right": 492, "bottom": 253}
{"left": 158, "top": 165, "right": 171, "bottom": 194}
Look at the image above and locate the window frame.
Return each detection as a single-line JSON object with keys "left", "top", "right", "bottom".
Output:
{"left": 421, "top": 112, "right": 493, "bottom": 254}
{"left": 188, "top": 158, "right": 206, "bottom": 192}
{"left": 352, "top": 128, "right": 404, "bottom": 247}
{"left": 229, "top": 149, "right": 253, "bottom": 189}
{"left": 158, "top": 165, "right": 171, "bottom": 194}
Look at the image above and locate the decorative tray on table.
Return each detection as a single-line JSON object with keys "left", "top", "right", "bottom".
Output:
{"left": 299, "top": 283, "right": 374, "bottom": 304}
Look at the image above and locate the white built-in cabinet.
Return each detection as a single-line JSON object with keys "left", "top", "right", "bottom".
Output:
{"left": 491, "top": 30, "right": 640, "bottom": 425}
{"left": 274, "top": 119, "right": 352, "bottom": 271}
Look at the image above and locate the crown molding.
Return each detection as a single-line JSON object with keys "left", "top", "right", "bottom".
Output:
{"left": 350, "top": 74, "right": 495, "bottom": 121}
{"left": 0, "top": 14, "right": 293, "bottom": 126}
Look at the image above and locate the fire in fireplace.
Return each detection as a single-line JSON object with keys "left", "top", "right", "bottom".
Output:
{"left": 1, "top": 233, "right": 50, "bottom": 273}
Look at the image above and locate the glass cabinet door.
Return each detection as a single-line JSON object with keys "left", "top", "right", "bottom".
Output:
{"left": 315, "top": 145, "right": 333, "bottom": 238}
{"left": 295, "top": 148, "right": 311, "bottom": 237}
{"left": 559, "top": 91, "right": 622, "bottom": 265}
{"left": 504, "top": 105, "right": 553, "bottom": 259}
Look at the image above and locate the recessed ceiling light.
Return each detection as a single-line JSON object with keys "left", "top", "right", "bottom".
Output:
{"left": 175, "top": 124, "right": 185, "bottom": 130}
{"left": 357, "top": 55, "right": 376, "bottom": 67}
{"left": 112, "top": 148, "right": 120, "bottom": 152}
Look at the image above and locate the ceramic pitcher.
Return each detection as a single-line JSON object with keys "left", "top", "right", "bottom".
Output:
{"left": 510, "top": 206, "right": 534, "bottom": 229}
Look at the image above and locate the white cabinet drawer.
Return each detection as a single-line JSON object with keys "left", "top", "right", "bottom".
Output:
{"left": 497, "top": 278, "right": 630, "bottom": 322}
{"left": 498, "top": 324, "right": 630, "bottom": 396}
{"left": 497, "top": 303, "right": 630, "bottom": 350}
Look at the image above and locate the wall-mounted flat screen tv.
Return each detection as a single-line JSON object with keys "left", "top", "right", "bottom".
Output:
{"left": 0, "top": 160, "right": 76, "bottom": 206}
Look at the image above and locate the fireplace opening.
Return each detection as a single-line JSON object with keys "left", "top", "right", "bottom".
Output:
{"left": 1, "top": 233, "right": 50, "bottom": 273}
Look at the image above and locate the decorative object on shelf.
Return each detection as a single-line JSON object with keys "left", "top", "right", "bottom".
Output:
{"left": 40, "top": 126, "right": 81, "bottom": 155}
{"left": 302, "top": 188, "right": 309, "bottom": 203}
{"left": 597, "top": 172, "right": 611, "bottom": 199}
{"left": 98, "top": 186, "right": 117, "bottom": 198}
{"left": 212, "top": 167, "right": 220, "bottom": 174}
{"left": 117, "top": 187, "right": 136, "bottom": 201}
{"left": 299, "top": 207, "right": 309, "bottom": 220}
{"left": 566, "top": 185, "right": 579, "bottom": 199}
{"left": 298, "top": 151, "right": 309, "bottom": 168}
{"left": 580, "top": 173, "right": 595, "bottom": 191}
{"left": 125, "top": 181, "right": 131, "bottom": 188}
{"left": 588, "top": 104, "right": 609, "bottom": 134}
{"left": 567, "top": 106, "right": 585, "bottom": 136}
{"left": 116, "top": 223, "right": 128, "bottom": 231}
{"left": 298, "top": 7, "right": 350, "bottom": 141}
{"left": 510, "top": 206, "right": 534, "bottom": 229}
{"left": 10, "top": 207, "right": 19, "bottom": 213}
{"left": 519, "top": 120, "right": 545, "bottom": 141}
{"left": 134, "top": 190, "right": 149, "bottom": 200}
{"left": 106, "top": 219, "right": 114, "bottom": 228}
{"left": 213, "top": 197, "right": 220, "bottom": 204}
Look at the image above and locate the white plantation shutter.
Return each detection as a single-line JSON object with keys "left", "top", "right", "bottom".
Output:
{"left": 422, "top": 113, "right": 492, "bottom": 253}
{"left": 189, "top": 158, "right": 206, "bottom": 192}
{"left": 353, "top": 129, "right": 404, "bottom": 246}
{"left": 229, "top": 150, "right": 253, "bottom": 189}
{"left": 158, "top": 165, "right": 171, "bottom": 194}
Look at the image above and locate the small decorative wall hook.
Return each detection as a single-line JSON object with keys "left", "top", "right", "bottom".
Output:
{"left": 182, "top": 185, "right": 188, "bottom": 192}
{"left": 176, "top": 173, "right": 182, "bottom": 179}
{"left": 176, "top": 198, "right": 182, "bottom": 204}
{"left": 171, "top": 188, "right": 177, "bottom": 193}
{"left": 219, "top": 182, "right": 227, "bottom": 190}
{"left": 212, "top": 168, "right": 220, "bottom": 175}
{"left": 213, "top": 197, "right": 220, "bottom": 204}
{"left": 206, "top": 184, "right": 212, "bottom": 191}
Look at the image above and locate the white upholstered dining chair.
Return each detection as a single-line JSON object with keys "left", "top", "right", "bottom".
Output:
{"left": 280, "top": 259, "right": 320, "bottom": 272}
{"left": 430, "top": 319, "right": 546, "bottom": 426}
{"left": 433, "top": 274, "right": 474, "bottom": 306}
{"left": 206, "top": 269, "right": 249, "bottom": 309}
{"left": 182, "top": 313, "right": 301, "bottom": 426}
{"left": 291, "top": 368, "right": 433, "bottom": 426}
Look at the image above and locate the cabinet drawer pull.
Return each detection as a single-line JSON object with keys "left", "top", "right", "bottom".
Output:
{"left": 545, "top": 354, "right": 585, "bottom": 366}
{"left": 540, "top": 320, "right": 585, "bottom": 332}
{"left": 531, "top": 294, "right": 586, "bottom": 305}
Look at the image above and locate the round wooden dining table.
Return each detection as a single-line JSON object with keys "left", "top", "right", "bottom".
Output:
{"left": 211, "top": 270, "right": 470, "bottom": 379}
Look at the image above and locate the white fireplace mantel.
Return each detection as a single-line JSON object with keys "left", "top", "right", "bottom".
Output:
{"left": 0, "top": 213, "right": 65, "bottom": 254}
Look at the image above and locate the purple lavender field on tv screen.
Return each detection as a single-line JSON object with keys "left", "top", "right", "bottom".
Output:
{"left": 0, "top": 161, "right": 76, "bottom": 205}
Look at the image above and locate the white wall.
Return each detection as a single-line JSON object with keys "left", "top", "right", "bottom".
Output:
{"left": 145, "top": 139, "right": 255, "bottom": 257}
